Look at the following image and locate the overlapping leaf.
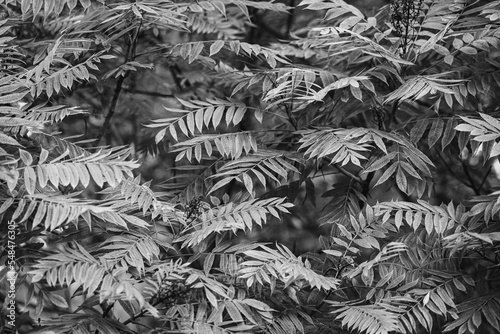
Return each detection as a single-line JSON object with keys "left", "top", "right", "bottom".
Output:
{"left": 208, "top": 150, "right": 302, "bottom": 196}
{"left": 147, "top": 98, "right": 250, "bottom": 142}
{"left": 20, "top": 147, "right": 138, "bottom": 193}
{"left": 11, "top": 194, "right": 149, "bottom": 230}
{"left": 99, "top": 233, "right": 161, "bottom": 275}
{"left": 455, "top": 113, "right": 500, "bottom": 159}
{"left": 172, "top": 131, "right": 258, "bottom": 162}
{"left": 30, "top": 242, "right": 109, "bottom": 297}
{"left": 239, "top": 244, "right": 339, "bottom": 291}
{"left": 333, "top": 305, "right": 400, "bottom": 334}
{"left": 377, "top": 200, "right": 466, "bottom": 234}
{"left": 178, "top": 197, "right": 293, "bottom": 248}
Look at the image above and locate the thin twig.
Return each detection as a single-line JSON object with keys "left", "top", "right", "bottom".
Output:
{"left": 436, "top": 150, "right": 472, "bottom": 188}
{"left": 169, "top": 65, "right": 183, "bottom": 91}
{"left": 479, "top": 165, "right": 492, "bottom": 191}
{"left": 462, "top": 162, "right": 480, "bottom": 195}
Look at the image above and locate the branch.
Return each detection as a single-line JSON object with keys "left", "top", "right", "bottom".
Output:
{"left": 122, "top": 87, "right": 175, "bottom": 98}
{"left": 122, "top": 299, "right": 163, "bottom": 326}
{"left": 95, "top": 75, "right": 126, "bottom": 146}
{"left": 287, "top": 0, "right": 295, "bottom": 39}
{"left": 361, "top": 171, "right": 375, "bottom": 199}
{"left": 333, "top": 164, "right": 363, "bottom": 183}
{"left": 96, "top": 20, "right": 142, "bottom": 146}
{"left": 102, "top": 303, "right": 114, "bottom": 318}
{"left": 95, "top": 303, "right": 115, "bottom": 334}
{"left": 479, "top": 165, "right": 492, "bottom": 191}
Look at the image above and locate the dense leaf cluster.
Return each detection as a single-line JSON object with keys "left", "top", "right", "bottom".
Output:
{"left": 1, "top": 0, "right": 500, "bottom": 334}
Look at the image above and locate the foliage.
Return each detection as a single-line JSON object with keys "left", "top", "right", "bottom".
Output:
{"left": 2, "top": 0, "right": 500, "bottom": 333}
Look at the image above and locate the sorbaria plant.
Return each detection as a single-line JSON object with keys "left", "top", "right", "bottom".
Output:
{"left": 1, "top": 0, "right": 500, "bottom": 333}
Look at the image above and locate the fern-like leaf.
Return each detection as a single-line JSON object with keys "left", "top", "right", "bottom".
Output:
{"left": 99, "top": 232, "right": 161, "bottom": 275}
{"left": 239, "top": 244, "right": 339, "bottom": 291}
{"left": 12, "top": 194, "right": 110, "bottom": 230}
{"left": 444, "top": 293, "right": 500, "bottom": 334}
{"left": 208, "top": 150, "right": 302, "bottom": 196}
{"left": 377, "top": 200, "right": 466, "bottom": 234}
{"left": 178, "top": 197, "right": 293, "bottom": 248}
{"left": 384, "top": 73, "right": 464, "bottom": 104}
{"left": 24, "top": 104, "right": 88, "bottom": 123}
{"left": 20, "top": 146, "right": 138, "bottom": 192}
{"left": 147, "top": 97, "right": 250, "bottom": 142}
{"left": 455, "top": 113, "right": 500, "bottom": 159}
{"left": 30, "top": 242, "right": 108, "bottom": 297}
{"left": 12, "top": 194, "right": 150, "bottom": 230}
{"left": 172, "top": 131, "right": 258, "bottom": 162}
{"left": 333, "top": 304, "right": 400, "bottom": 334}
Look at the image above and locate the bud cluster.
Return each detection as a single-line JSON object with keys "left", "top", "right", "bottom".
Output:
{"left": 153, "top": 279, "right": 190, "bottom": 305}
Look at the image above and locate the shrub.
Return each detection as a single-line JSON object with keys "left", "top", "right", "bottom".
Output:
{"left": 1, "top": 0, "right": 500, "bottom": 333}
